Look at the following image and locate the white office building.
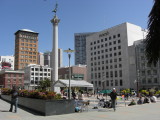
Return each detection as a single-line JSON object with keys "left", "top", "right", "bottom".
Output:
{"left": 86, "top": 22, "right": 147, "bottom": 92}
{"left": 0, "top": 56, "right": 14, "bottom": 70}
{"left": 24, "top": 64, "right": 51, "bottom": 89}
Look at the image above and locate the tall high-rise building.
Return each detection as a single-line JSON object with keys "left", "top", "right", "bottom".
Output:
{"left": 44, "top": 48, "right": 63, "bottom": 68}
{"left": 14, "top": 29, "right": 39, "bottom": 70}
{"left": 38, "top": 52, "right": 44, "bottom": 66}
{"left": 44, "top": 51, "right": 51, "bottom": 67}
{"left": 74, "top": 32, "right": 95, "bottom": 65}
{"left": 86, "top": 22, "right": 147, "bottom": 91}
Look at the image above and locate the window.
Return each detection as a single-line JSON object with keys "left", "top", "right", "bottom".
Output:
{"left": 113, "top": 35, "right": 116, "bottom": 39}
{"left": 113, "top": 41, "right": 116, "bottom": 44}
{"left": 118, "top": 46, "right": 121, "bottom": 49}
{"left": 101, "top": 39, "right": 103, "bottom": 42}
{"left": 118, "top": 40, "right": 121, "bottom": 43}
{"left": 120, "top": 79, "right": 123, "bottom": 86}
{"left": 114, "top": 47, "right": 116, "bottom": 50}
{"left": 115, "top": 80, "right": 118, "bottom": 86}
{"left": 148, "top": 78, "right": 152, "bottom": 83}
{"left": 142, "top": 78, "right": 146, "bottom": 84}
{"left": 119, "top": 70, "right": 122, "bottom": 77}
{"left": 109, "top": 37, "right": 111, "bottom": 40}
{"left": 117, "top": 34, "right": 120, "bottom": 37}
{"left": 105, "top": 38, "right": 107, "bottom": 41}
{"left": 109, "top": 48, "right": 112, "bottom": 51}
{"left": 109, "top": 42, "right": 112, "bottom": 45}
{"left": 118, "top": 52, "right": 121, "bottom": 55}
{"left": 105, "top": 43, "right": 108, "bottom": 47}
{"left": 106, "top": 81, "right": 109, "bottom": 86}
{"left": 154, "top": 78, "right": 158, "bottom": 83}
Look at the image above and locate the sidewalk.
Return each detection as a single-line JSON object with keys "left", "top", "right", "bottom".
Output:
{"left": 0, "top": 98, "right": 160, "bottom": 120}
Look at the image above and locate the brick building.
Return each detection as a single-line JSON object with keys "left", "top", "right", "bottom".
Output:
{"left": 0, "top": 70, "right": 24, "bottom": 88}
{"left": 58, "top": 65, "right": 87, "bottom": 80}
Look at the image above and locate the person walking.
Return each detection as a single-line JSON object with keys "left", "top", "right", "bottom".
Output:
{"left": 110, "top": 88, "right": 117, "bottom": 111}
{"left": 9, "top": 86, "right": 18, "bottom": 113}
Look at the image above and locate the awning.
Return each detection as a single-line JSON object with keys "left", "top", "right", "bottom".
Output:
{"left": 53, "top": 79, "right": 94, "bottom": 88}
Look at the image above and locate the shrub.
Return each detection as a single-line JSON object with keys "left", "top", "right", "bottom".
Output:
{"left": 1, "top": 88, "right": 62, "bottom": 100}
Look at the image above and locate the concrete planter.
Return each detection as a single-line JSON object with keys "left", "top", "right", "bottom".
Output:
{"left": 1, "top": 95, "right": 75, "bottom": 116}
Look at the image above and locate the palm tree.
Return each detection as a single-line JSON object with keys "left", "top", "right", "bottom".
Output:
{"left": 145, "top": 0, "right": 160, "bottom": 65}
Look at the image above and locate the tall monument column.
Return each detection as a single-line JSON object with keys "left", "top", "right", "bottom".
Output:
{"left": 51, "top": 3, "right": 60, "bottom": 92}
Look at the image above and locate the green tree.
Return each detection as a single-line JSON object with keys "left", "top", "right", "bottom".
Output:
{"left": 39, "top": 78, "right": 51, "bottom": 91}
{"left": 145, "top": 0, "right": 160, "bottom": 65}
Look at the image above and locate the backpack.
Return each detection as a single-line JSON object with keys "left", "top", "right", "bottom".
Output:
{"left": 12, "top": 91, "right": 18, "bottom": 98}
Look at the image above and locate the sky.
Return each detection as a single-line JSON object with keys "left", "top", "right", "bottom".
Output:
{"left": 0, "top": 0, "right": 153, "bottom": 66}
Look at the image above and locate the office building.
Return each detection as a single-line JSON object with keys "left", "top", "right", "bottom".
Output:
{"left": 74, "top": 32, "right": 95, "bottom": 65}
{"left": 86, "top": 22, "right": 147, "bottom": 91}
{"left": 14, "top": 29, "right": 39, "bottom": 70}
{"left": 24, "top": 64, "right": 51, "bottom": 90}
{"left": 38, "top": 52, "right": 44, "bottom": 66}
{"left": 133, "top": 40, "right": 160, "bottom": 89}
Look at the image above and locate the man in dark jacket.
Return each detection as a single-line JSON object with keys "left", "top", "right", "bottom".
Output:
{"left": 110, "top": 88, "right": 117, "bottom": 111}
{"left": 9, "top": 86, "right": 18, "bottom": 113}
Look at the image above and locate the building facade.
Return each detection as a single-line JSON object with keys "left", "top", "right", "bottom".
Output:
{"left": 38, "top": 52, "right": 44, "bottom": 66}
{"left": 58, "top": 65, "right": 87, "bottom": 80}
{"left": 86, "top": 22, "right": 147, "bottom": 92}
{"left": 14, "top": 29, "right": 39, "bottom": 70}
{"left": 44, "top": 51, "right": 51, "bottom": 67}
{"left": 24, "top": 64, "right": 51, "bottom": 89}
{"left": 0, "top": 70, "right": 24, "bottom": 88}
{"left": 74, "top": 32, "right": 95, "bottom": 65}
{"left": 0, "top": 56, "right": 14, "bottom": 70}
{"left": 133, "top": 40, "right": 160, "bottom": 90}
{"left": 44, "top": 49, "right": 63, "bottom": 68}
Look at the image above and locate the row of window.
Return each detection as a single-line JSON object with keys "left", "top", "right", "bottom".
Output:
{"left": 90, "top": 52, "right": 121, "bottom": 61}
{"left": 31, "top": 73, "right": 50, "bottom": 76}
{"left": 7, "top": 79, "right": 22, "bottom": 83}
{"left": 20, "top": 55, "right": 36, "bottom": 59}
{"left": 91, "top": 79, "right": 123, "bottom": 87}
{"left": 31, "top": 68, "right": 51, "bottom": 72}
{"left": 90, "top": 58, "right": 122, "bottom": 65}
{"left": 7, "top": 74, "right": 23, "bottom": 77}
{"left": 20, "top": 59, "right": 36, "bottom": 63}
{"left": 21, "top": 43, "right": 37, "bottom": 47}
{"left": 91, "top": 64, "right": 122, "bottom": 71}
{"left": 141, "top": 78, "right": 158, "bottom": 84}
{"left": 19, "top": 34, "right": 37, "bottom": 40}
{"left": 90, "top": 40, "right": 121, "bottom": 50}
{"left": 20, "top": 47, "right": 37, "bottom": 51}
{"left": 20, "top": 51, "right": 37, "bottom": 55}
{"left": 91, "top": 70, "right": 122, "bottom": 79}
{"left": 91, "top": 34, "right": 121, "bottom": 45}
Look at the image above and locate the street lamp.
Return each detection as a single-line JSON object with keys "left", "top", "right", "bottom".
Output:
{"left": 64, "top": 48, "right": 74, "bottom": 99}
{"left": 134, "top": 70, "right": 140, "bottom": 97}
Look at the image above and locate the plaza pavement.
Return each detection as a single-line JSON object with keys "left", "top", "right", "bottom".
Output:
{"left": 0, "top": 97, "right": 160, "bottom": 120}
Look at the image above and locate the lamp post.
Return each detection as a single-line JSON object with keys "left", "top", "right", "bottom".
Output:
{"left": 64, "top": 48, "right": 74, "bottom": 99}
{"left": 135, "top": 70, "right": 140, "bottom": 97}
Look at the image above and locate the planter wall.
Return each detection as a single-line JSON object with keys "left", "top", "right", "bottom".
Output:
{"left": 1, "top": 95, "right": 75, "bottom": 116}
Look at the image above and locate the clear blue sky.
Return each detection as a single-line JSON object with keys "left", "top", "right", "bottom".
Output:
{"left": 0, "top": 0, "right": 153, "bottom": 66}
